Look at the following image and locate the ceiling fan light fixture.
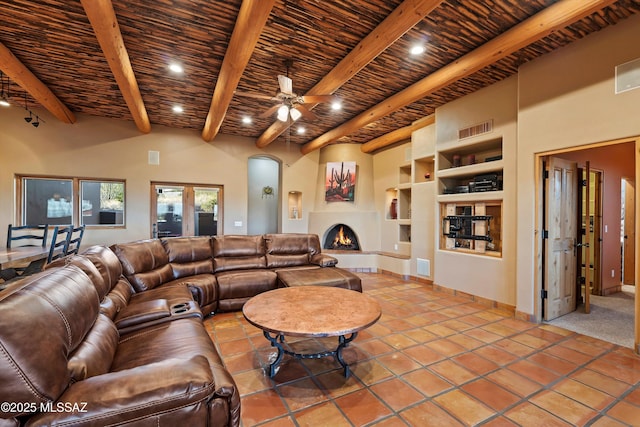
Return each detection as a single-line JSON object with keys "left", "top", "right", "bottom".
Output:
{"left": 277, "top": 105, "right": 289, "bottom": 122}
{"left": 289, "top": 107, "right": 302, "bottom": 121}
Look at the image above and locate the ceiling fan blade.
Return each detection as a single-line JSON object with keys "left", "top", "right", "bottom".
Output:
{"left": 300, "top": 95, "right": 338, "bottom": 104}
{"left": 235, "top": 90, "right": 276, "bottom": 101}
{"left": 278, "top": 75, "right": 293, "bottom": 95}
{"left": 259, "top": 104, "right": 281, "bottom": 119}
{"left": 294, "top": 104, "right": 317, "bottom": 121}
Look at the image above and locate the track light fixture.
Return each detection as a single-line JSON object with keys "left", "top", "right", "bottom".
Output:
{"left": 22, "top": 93, "right": 42, "bottom": 128}
{"left": 0, "top": 72, "right": 10, "bottom": 107}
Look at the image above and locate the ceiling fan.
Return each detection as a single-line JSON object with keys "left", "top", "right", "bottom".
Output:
{"left": 235, "top": 60, "right": 338, "bottom": 122}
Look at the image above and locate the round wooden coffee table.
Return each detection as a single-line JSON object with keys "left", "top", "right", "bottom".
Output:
{"left": 242, "top": 285, "right": 381, "bottom": 377}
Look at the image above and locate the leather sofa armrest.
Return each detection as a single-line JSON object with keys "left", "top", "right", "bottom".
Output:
{"left": 310, "top": 253, "right": 338, "bottom": 267}
{"left": 113, "top": 299, "right": 172, "bottom": 329}
{"left": 26, "top": 356, "right": 217, "bottom": 426}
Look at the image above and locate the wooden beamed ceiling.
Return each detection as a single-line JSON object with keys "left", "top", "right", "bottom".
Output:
{"left": 0, "top": 0, "right": 638, "bottom": 153}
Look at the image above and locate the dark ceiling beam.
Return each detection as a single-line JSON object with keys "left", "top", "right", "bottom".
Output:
{"left": 361, "top": 115, "right": 435, "bottom": 153}
{"left": 255, "top": 0, "right": 445, "bottom": 149}
{"left": 81, "top": 0, "right": 151, "bottom": 133}
{"left": 0, "top": 41, "right": 76, "bottom": 124}
{"left": 202, "top": 0, "right": 276, "bottom": 142}
{"left": 301, "top": 0, "right": 617, "bottom": 155}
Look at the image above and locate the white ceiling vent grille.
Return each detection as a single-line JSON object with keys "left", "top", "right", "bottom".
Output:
{"left": 616, "top": 57, "right": 640, "bottom": 94}
{"left": 459, "top": 120, "right": 493, "bottom": 140}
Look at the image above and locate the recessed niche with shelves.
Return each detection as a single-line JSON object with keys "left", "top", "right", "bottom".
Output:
{"left": 399, "top": 163, "right": 412, "bottom": 185}
{"left": 397, "top": 188, "right": 412, "bottom": 220}
{"left": 440, "top": 201, "right": 502, "bottom": 256}
{"left": 385, "top": 188, "right": 398, "bottom": 220}
{"left": 399, "top": 223, "right": 411, "bottom": 243}
{"left": 287, "top": 191, "right": 302, "bottom": 220}
{"left": 437, "top": 137, "right": 503, "bottom": 197}
{"left": 414, "top": 156, "right": 434, "bottom": 183}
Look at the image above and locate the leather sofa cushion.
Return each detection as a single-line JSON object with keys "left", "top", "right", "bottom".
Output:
{"left": 68, "top": 314, "right": 119, "bottom": 381}
{"left": 163, "top": 236, "right": 214, "bottom": 277}
{"left": 0, "top": 265, "right": 99, "bottom": 414}
{"left": 46, "top": 254, "right": 110, "bottom": 299}
{"left": 81, "top": 245, "right": 124, "bottom": 292}
{"left": 112, "top": 240, "right": 173, "bottom": 292}
{"left": 213, "top": 235, "right": 266, "bottom": 272}
{"left": 264, "top": 233, "right": 321, "bottom": 268}
{"left": 27, "top": 355, "right": 217, "bottom": 427}
{"left": 99, "top": 277, "right": 134, "bottom": 320}
{"left": 215, "top": 269, "right": 277, "bottom": 301}
{"left": 277, "top": 267, "right": 362, "bottom": 292}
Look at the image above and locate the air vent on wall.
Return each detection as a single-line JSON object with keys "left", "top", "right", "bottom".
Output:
{"left": 459, "top": 120, "right": 493, "bottom": 140}
{"left": 616, "top": 57, "right": 640, "bottom": 94}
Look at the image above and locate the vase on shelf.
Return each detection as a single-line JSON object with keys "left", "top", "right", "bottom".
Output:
{"left": 390, "top": 198, "right": 397, "bottom": 220}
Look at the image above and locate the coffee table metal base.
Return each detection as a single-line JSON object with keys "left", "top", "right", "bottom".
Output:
{"left": 263, "top": 331, "right": 357, "bottom": 378}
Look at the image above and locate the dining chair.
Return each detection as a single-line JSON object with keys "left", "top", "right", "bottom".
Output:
{"left": 1, "top": 224, "right": 50, "bottom": 281}
{"left": 66, "top": 225, "right": 86, "bottom": 256}
{"left": 6, "top": 224, "right": 49, "bottom": 248}
{"left": 46, "top": 226, "right": 72, "bottom": 264}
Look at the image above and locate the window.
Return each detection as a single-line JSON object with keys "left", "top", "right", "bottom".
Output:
{"left": 152, "top": 182, "right": 222, "bottom": 237}
{"left": 80, "top": 180, "right": 125, "bottom": 226}
{"left": 17, "top": 175, "right": 126, "bottom": 227}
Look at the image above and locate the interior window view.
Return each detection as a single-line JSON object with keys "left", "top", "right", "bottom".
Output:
{"left": 1, "top": 1, "right": 640, "bottom": 426}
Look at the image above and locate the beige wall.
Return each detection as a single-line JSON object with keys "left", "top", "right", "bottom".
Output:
{"left": 517, "top": 13, "right": 640, "bottom": 317}
{"left": 0, "top": 106, "right": 318, "bottom": 247}
{"left": 433, "top": 77, "right": 518, "bottom": 305}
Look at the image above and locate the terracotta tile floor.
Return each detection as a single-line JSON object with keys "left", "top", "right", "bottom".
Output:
{"left": 204, "top": 273, "right": 640, "bottom": 426}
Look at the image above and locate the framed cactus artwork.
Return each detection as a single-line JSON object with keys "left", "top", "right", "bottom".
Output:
{"left": 325, "top": 161, "right": 356, "bottom": 202}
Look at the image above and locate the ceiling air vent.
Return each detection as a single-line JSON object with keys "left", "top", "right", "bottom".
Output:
{"left": 459, "top": 120, "right": 493, "bottom": 140}
{"left": 616, "top": 57, "right": 640, "bottom": 94}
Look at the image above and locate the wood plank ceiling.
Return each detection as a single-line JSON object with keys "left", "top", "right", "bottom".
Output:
{"left": 0, "top": 0, "right": 638, "bottom": 153}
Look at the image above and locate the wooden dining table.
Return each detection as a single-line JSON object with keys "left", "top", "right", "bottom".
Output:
{"left": 0, "top": 246, "right": 52, "bottom": 270}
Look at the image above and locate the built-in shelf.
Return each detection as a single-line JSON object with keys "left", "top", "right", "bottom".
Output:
{"left": 385, "top": 188, "right": 398, "bottom": 220}
{"left": 287, "top": 191, "right": 302, "bottom": 220}
{"left": 414, "top": 156, "right": 435, "bottom": 183}
{"left": 399, "top": 163, "right": 412, "bottom": 185}
{"left": 440, "top": 201, "right": 502, "bottom": 256}
{"left": 437, "top": 137, "right": 503, "bottom": 198}
{"left": 437, "top": 190, "right": 504, "bottom": 203}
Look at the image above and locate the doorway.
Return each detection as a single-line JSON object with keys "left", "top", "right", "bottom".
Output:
{"left": 247, "top": 156, "right": 281, "bottom": 235}
{"left": 151, "top": 182, "right": 222, "bottom": 238}
{"left": 538, "top": 140, "right": 637, "bottom": 349}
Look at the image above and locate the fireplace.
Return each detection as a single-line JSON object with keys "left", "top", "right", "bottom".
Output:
{"left": 323, "top": 224, "right": 360, "bottom": 251}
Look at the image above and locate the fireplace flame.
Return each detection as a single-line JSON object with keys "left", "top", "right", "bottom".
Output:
{"left": 333, "top": 226, "right": 352, "bottom": 247}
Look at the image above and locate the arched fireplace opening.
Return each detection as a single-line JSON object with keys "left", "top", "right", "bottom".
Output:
{"left": 323, "top": 224, "right": 360, "bottom": 251}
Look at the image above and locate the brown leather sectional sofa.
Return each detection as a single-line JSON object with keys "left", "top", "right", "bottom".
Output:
{"left": 0, "top": 233, "right": 360, "bottom": 426}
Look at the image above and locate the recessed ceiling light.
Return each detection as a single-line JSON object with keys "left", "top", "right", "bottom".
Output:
{"left": 331, "top": 102, "right": 342, "bottom": 111}
{"left": 410, "top": 45, "right": 425, "bottom": 55}
{"left": 168, "top": 63, "right": 184, "bottom": 73}
{"left": 242, "top": 116, "right": 252, "bottom": 124}
{"left": 297, "top": 126, "right": 306, "bottom": 134}
{"left": 172, "top": 105, "right": 184, "bottom": 113}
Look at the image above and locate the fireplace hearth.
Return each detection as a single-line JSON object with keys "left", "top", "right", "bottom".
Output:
{"left": 323, "top": 224, "right": 360, "bottom": 251}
